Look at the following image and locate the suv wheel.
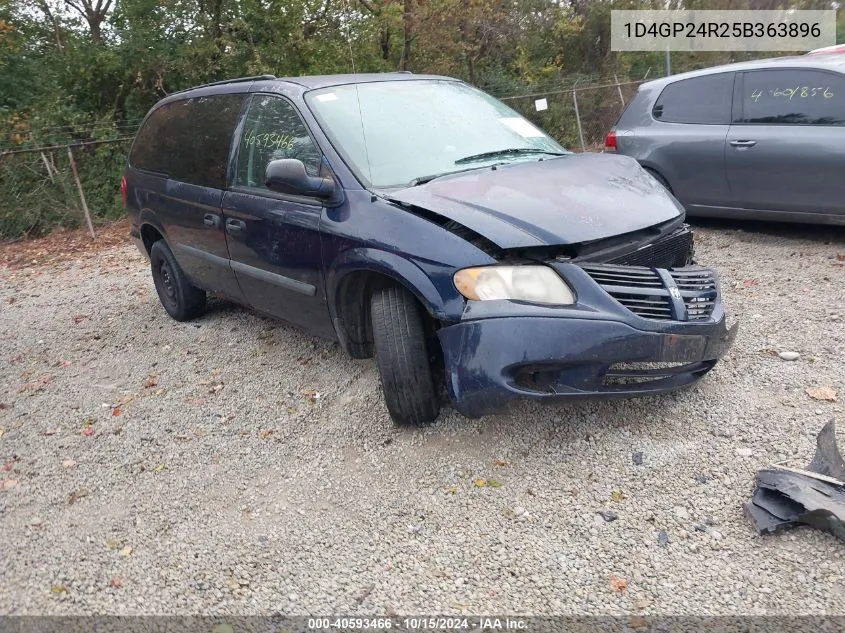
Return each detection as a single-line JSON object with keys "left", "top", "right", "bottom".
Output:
{"left": 370, "top": 285, "right": 440, "bottom": 426}
{"left": 150, "top": 241, "right": 206, "bottom": 321}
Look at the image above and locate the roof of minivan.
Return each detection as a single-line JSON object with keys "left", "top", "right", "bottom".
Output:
{"left": 275, "top": 73, "right": 457, "bottom": 89}
{"left": 154, "top": 72, "right": 463, "bottom": 112}
{"left": 640, "top": 54, "right": 845, "bottom": 90}
{"left": 167, "top": 72, "right": 458, "bottom": 99}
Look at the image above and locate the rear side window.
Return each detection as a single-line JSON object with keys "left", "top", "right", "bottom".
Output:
{"left": 653, "top": 73, "right": 734, "bottom": 124}
{"left": 130, "top": 94, "right": 245, "bottom": 187}
{"left": 737, "top": 69, "right": 845, "bottom": 126}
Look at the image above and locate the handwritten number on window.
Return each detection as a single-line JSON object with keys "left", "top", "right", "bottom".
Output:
{"left": 243, "top": 130, "right": 295, "bottom": 150}
{"left": 750, "top": 86, "right": 834, "bottom": 102}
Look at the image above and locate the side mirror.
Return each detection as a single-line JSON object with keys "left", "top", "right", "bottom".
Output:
{"left": 265, "top": 159, "right": 337, "bottom": 200}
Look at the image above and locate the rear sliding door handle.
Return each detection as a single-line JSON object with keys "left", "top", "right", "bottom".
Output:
{"left": 729, "top": 140, "right": 757, "bottom": 148}
{"left": 226, "top": 218, "right": 246, "bottom": 235}
{"left": 203, "top": 214, "right": 221, "bottom": 228}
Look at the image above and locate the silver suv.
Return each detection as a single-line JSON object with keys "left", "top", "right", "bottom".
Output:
{"left": 608, "top": 54, "right": 845, "bottom": 225}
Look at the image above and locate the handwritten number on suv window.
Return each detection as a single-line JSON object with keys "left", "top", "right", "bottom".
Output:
{"left": 243, "top": 129, "right": 295, "bottom": 150}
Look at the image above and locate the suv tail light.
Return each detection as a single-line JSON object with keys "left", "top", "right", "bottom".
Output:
{"left": 121, "top": 176, "right": 127, "bottom": 208}
{"left": 605, "top": 131, "right": 617, "bottom": 150}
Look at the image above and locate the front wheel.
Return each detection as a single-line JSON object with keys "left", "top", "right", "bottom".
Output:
{"left": 370, "top": 286, "right": 440, "bottom": 426}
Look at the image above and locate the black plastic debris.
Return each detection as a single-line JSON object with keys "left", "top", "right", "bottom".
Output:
{"left": 745, "top": 420, "right": 845, "bottom": 542}
{"left": 808, "top": 419, "right": 845, "bottom": 480}
{"left": 746, "top": 484, "right": 811, "bottom": 535}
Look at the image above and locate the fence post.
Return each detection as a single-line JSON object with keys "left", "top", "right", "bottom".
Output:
{"left": 572, "top": 88, "right": 586, "bottom": 152}
{"left": 40, "top": 152, "right": 55, "bottom": 183}
{"left": 614, "top": 74, "right": 625, "bottom": 107}
{"left": 67, "top": 146, "right": 96, "bottom": 240}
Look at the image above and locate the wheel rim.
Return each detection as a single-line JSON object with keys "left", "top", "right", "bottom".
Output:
{"left": 158, "top": 260, "right": 177, "bottom": 307}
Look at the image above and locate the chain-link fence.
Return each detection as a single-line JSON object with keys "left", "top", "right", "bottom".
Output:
{"left": 0, "top": 73, "right": 654, "bottom": 240}
{"left": 0, "top": 138, "right": 132, "bottom": 239}
{"left": 497, "top": 74, "right": 651, "bottom": 151}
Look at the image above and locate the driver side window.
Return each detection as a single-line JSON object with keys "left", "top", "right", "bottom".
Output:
{"left": 234, "top": 95, "right": 321, "bottom": 189}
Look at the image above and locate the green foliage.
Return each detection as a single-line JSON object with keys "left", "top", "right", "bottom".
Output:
{"left": 0, "top": 142, "right": 127, "bottom": 238}
{"left": 0, "top": 154, "right": 77, "bottom": 238}
{"left": 0, "top": 0, "right": 842, "bottom": 238}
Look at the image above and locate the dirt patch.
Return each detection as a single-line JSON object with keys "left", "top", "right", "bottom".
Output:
{"left": 0, "top": 219, "right": 132, "bottom": 270}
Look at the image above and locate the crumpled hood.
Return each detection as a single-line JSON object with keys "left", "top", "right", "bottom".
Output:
{"left": 385, "top": 153, "right": 684, "bottom": 249}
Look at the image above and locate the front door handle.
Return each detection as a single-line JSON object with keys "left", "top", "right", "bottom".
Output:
{"left": 226, "top": 218, "right": 246, "bottom": 235}
{"left": 203, "top": 214, "right": 221, "bottom": 228}
{"left": 729, "top": 139, "right": 757, "bottom": 148}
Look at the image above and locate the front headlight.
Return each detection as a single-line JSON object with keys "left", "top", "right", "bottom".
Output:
{"left": 453, "top": 265, "right": 575, "bottom": 305}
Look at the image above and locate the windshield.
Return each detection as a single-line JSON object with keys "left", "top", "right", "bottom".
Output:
{"left": 305, "top": 79, "right": 569, "bottom": 188}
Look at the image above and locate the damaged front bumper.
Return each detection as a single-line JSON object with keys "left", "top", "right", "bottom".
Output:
{"left": 437, "top": 262, "right": 737, "bottom": 418}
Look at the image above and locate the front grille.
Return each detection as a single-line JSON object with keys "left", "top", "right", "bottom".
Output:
{"left": 606, "top": 291, "right": 672, "bottom": 320}
{"left": 607, "top": 228, "right": 693, "bottom": 269}
{"left": 670, "top": 268, "right": 718, "bottom": 321}
{"left": 580, "top": 263, "right": 718, "bottom": 322}
{"left": 579, "top": 266, "right": 663, "bottom": 289}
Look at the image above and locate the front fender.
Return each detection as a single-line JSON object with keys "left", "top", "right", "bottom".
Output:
{"left": 326, "top": 248, "right": 465, "bottom": 322}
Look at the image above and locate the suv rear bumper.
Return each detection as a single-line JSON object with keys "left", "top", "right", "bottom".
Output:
{"left": 436, "top": 263, "right": 737, "bottom": 418}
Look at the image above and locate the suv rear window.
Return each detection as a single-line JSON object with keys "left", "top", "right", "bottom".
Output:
{"left": 652, "top": 73, "right": 734, "bottom": 125}
{"left": 130, "top": 94, "right": 245, "bottom": 188}
{"left": 737, "top": 69, "right": 845, "bottom": 126}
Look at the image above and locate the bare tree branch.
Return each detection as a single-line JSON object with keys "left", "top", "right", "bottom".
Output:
{"left": 64, "top": 0, "right": 86, "bottom": 18}
{"left": 34, "top": 0, "right": 64, "bottom": 50}
{"left": 62, "top": 0, "right": 112, "bottom": 43}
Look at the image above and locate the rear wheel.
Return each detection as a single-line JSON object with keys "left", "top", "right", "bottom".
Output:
{"left": 370, "top": 285, "right": 440, "bottom": 426}
{"left": 150, "top": 240, "right": 206, "bottom": 321}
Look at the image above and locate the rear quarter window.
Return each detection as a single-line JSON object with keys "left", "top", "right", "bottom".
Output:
{"left": 652, "top": 73, "right": 734, "bottom": 125}
{"left": 129, "top": 93, "right": 245, "bottom": 188}
{"left": 736, "top": 68, "right": 845, "bottom": 126}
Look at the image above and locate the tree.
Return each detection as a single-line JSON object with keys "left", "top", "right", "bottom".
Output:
{"left": 64, "top": 0, "right": 113, "bottom": 42}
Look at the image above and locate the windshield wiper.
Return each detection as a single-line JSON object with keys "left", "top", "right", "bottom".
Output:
{"left": 408, "top": 165, "right": 499, "bottom": 187}
{"left": 408, "top": 150, "right": 567, "bottom": 187}
{"left": 453, "top": 148, "right": 567, "bottom": 165}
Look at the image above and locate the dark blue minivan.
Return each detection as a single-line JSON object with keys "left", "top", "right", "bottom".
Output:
{"left": 125, "top": 73, "right": 737, "bottom": 425}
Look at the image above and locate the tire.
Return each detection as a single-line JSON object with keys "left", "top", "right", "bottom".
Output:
{"left": 370, "top": 285, "right": 440, "bottom": 426}
{"left": 149, "top": 240, "right": 206, "bottom": 321}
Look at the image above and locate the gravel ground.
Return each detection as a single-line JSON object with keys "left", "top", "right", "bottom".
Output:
{"left": 0, "top": 220, "right": 843, "bottom": 616}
